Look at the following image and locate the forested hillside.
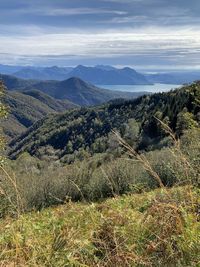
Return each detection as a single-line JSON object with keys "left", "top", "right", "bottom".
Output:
{"left": 2, "top": 90, "right": 78, "bottom": 139}
{"left": 23, "top": 77, "right": 147, "bottom": 106}
{"left": 8, "top": 82, "right": 200, "bottom": 160}
{"left": 0, "top": 74, "right": 37, "bottom": 90}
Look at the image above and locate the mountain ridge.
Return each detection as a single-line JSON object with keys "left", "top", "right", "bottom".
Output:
{"left": 0, "top": 74, "right": 147, "bottom": 106}
{"left": 1, "top": 64, "right": 151, "bottom": 85}
{"left": 25, "top": 76, "right": 147, "bottom": 106}
{"left": 66, "top": 65, "right": 151, "bottom": 85}
{"left": 1, "top": 64, "right": 200, "bottom": 85}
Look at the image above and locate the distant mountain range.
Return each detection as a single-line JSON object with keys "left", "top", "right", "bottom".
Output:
{"left": 0, "top": 64, "right": 150, "bottom": 85}
{"left": 65, "top": 65, "right": 151, "bottom": 85}
{"left": 14, "top": 66, "right": 73, "bottom": 81}
{"left": 1, "top": 64, "right": 200, "bottom": 85}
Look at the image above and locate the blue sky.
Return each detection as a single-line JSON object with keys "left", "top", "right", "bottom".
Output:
{"left": 0, "top": 0, "right": 200, "bottom": 70}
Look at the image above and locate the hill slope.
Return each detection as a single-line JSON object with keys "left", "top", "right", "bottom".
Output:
{"left": 1, "top": 74, "right": 148, "bottom": 106}
{"left": 2, "top": 90, "right": 78, "bottom": 139}
{"left": 8, "top": 82, "right": 200, "bottom": 159}
{"left": 23, "top": 77, "right": 147, "bottom": 106}
{"left": 0, "top": 186, "right": 198, "bottom": 266}
{"left": 0, "top": 73, "right": 37, "bottom": 90}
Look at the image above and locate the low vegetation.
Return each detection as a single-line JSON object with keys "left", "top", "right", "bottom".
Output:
{"left": 0, "top": 187, "right": 199, "bottom": 266}
{"left": 1, "top": 127, "right": 200, "bottom": 212}
{"left": 0, "top": 81, "right": 199, "bottom": 266}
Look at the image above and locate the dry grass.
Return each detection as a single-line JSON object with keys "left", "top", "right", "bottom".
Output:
{"left": 0, "top": 187, "right": 199, "bottom": 266}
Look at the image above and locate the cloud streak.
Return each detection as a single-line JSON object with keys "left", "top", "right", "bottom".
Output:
{"left": 0, "top": 0, "right": 199, "bottom": 69}
{"left": 9, "top": 7, "right": 127, "bottom": 16}
{"left": 1, "top": 27, "right": 200, "bottom": 67}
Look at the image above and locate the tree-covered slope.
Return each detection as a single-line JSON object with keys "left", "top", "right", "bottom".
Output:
{"left": 2, "top": 90, "right": 78, "bottom": 139}
{"left": 24, "top": 77, "right": 147, "bottom": 106}
{"left": 8, "top": 82, "right": 200, "bottom": 159}
{"left": 1, "top": 74, "right": 147, "bottom": 106}
{"left": 0, "top": 74, "right": 37, "bottom": 90}
{"left": 22, "top": 90, "right": 77, "bottom": 112}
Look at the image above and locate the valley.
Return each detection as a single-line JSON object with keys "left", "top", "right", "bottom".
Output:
{"left": 0, "top": 74, "right": 146, "bottom": 140}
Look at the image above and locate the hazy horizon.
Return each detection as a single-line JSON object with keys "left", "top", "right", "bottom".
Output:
{"left": 1, "top": 63, "right": 200, "bottom": 74}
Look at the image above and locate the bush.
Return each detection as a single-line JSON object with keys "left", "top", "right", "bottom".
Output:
{"left": 1, "top": 127, "right": 199, "bottom": 213}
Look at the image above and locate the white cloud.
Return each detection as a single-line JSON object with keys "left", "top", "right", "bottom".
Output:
{"left": 9, "top": 7, "right": 127, "bottom": 16}
{"left": 0, "top": 26, "right": 200, "bottom": 67}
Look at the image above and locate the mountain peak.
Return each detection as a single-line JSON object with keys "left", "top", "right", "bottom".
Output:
{"left": 62, "top": 76, "right": 88, "bottom": 85}
{"left": 75, "top": 65, "right": 87, "bottom": 69}
{"left": 122, "top": 67, "right": 137, "bottom": 73}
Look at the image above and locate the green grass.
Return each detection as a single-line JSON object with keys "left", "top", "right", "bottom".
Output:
{"left": 0, "top": 186, "right": 199, "bottom": 266}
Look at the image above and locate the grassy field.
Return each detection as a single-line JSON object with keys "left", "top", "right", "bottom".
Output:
{"left": 0, "top": 186, "right": 199, "bottom": 267}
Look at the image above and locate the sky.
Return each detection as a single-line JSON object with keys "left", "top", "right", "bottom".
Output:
{"left": 0, "top": 0, "right": 200, "bottom": 70}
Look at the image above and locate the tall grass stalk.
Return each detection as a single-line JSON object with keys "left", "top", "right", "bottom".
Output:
{"left": 112, "top": 130, "right": 165, "bottom": 189}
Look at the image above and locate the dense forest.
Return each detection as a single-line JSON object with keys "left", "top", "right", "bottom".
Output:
{"left": 8, "top": 82, "right": 200, "bottom": 162}
{"left": 2, "top": 90, "right": 78, "bottom": 139}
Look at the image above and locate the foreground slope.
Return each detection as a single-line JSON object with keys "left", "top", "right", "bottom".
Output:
{"left": 0, "top": 187, "right": 199, "bottom": 266}
{"left": 8, "top": 82, "right": 200, "bottom": 159}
